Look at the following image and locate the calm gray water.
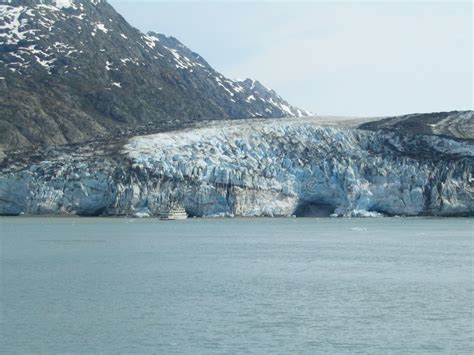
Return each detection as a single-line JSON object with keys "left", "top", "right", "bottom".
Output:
{"left": 1, "top": 217, "right": 473, "bottom": 354}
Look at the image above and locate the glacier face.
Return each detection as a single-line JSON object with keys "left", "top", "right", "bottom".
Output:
{"left": 0, "top": 119, "right": 473, "bottom": 217}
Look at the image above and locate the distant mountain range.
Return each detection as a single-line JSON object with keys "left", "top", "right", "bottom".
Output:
{"left": 0, "top": 0, "right": 310, "bottom": 152}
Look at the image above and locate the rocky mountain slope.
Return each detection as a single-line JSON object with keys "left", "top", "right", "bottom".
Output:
{"left": 0, "top": 111, "right": 472, "bottom": 217}
{"left": 0, "top": 0, "right": 309, "bottom": 152}
{"left": 359, "top": 110, "right": 473, "bottom": 140}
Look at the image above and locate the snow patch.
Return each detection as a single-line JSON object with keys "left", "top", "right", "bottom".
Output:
{"left": 143, "top": 34, "right": 159, "bottom": 49}
{"left": 54, "top": 0, "right": 75, "bottom": 9}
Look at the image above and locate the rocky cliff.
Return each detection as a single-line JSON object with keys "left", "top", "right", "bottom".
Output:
{"left": 0, "top": 0, "right": 309, "bottom": 152}
{"left": 1, "top": 112, "right": 472, "bottom": 217}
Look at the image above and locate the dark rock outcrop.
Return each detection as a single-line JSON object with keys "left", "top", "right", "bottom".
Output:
{"left": 359, "top": 111, "right": 474, "bottom": 141}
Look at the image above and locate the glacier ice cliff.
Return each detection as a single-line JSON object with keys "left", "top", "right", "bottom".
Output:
{"left": 0, "top": 118, "right": 473, "bottom": 217}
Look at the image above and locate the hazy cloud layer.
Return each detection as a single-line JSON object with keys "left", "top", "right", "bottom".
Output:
{"left": 109, "top": 1, "right": 472, "bottom": 116}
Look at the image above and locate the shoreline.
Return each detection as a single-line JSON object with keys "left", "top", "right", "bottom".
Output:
{"left": 1, "top": 214, "right": 472, "bottom": 220}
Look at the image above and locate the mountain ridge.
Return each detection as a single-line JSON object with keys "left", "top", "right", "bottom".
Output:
{"left": 0, "top": 0, "right": 310, "bottom": 152}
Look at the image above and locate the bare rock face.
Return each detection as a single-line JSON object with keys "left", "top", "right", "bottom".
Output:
{"left": 0, "top": 113, "right": 472, "bottom": 217}
{"left": 0, "top": 0, "right": 309, "bottom": 152}
{"left": 359, "top": 111, "right": 474, "bottom": 140}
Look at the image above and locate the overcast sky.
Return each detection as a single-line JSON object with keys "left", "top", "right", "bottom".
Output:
{"left": 108, "top": 0, "right": 472, "bottom": 116}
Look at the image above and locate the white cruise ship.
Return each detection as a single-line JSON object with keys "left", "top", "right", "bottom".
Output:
{"left": 159, "top": 206, "right": 188, "bottom": 220}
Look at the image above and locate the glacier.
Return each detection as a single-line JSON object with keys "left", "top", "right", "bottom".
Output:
{"left": 0, "top": 118, "right": 472, "bottom": 217}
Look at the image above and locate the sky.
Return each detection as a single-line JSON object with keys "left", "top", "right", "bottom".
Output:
{"left": 108, "top": 0, "right": 472, "bottom": 117}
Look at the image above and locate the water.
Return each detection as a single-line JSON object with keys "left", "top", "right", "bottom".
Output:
{"left": 1, "top": 217, "right": 473, "bottom": 353}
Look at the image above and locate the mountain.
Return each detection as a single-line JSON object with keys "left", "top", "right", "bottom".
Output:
{"left": 1, "top": 1, "right": 471, "bottom": 218}
{"left": 359, "top": 111, "right": 473, "bottom": 140}
{"left": 0, "top": 111, "right": 472, "bottom": 217}
{"left": 0, "top": 0, "right": 310, "bottom": 152}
